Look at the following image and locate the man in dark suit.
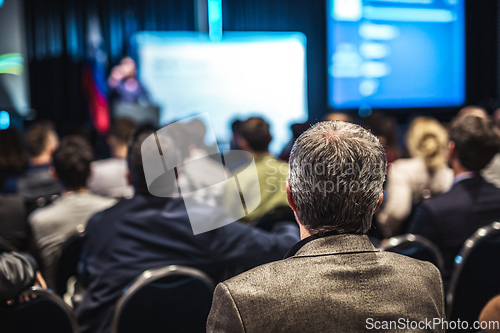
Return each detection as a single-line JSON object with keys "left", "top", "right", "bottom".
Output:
{"left": 409, "top": 115, "right": 500, "bottom": 282}
{"left": 208, "top": 121, "right": 445, "bottom": 333}
{"left": 76, "top": 127, "right": 299, "bottom": 333}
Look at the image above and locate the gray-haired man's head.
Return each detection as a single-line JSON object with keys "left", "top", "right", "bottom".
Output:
{"left": 288, "top": 121, "right": 386, "bottom": 235}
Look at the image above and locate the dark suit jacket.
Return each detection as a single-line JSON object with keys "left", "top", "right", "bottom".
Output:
{"left": 207, "top": 234, "right": 445, "bottom": 333}
{"left": 76, "top": 193, "right": 299, "bottom": 333}
{"left": 0, "top": 195, "right": 29, "bottom": 251}
{"left": 408, "top": 175, "right": 500, "bottom": 280}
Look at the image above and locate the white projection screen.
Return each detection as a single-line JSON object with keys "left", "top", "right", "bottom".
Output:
{"left": 0, "top": 0, "right": 30, "bottom": 116}
{"left": 133, "top": 31, "right": 308, "bottom": 154}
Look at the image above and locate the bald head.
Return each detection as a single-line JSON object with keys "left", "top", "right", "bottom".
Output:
{"left": 456, "top": 106, "right": 488, "bottom": 120}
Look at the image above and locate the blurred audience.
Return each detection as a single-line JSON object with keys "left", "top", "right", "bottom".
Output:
{"left": 76, "top": 126, "right": 299, "bottom": 333}
{"left": 376, "top": 117, "right": 453, "bottom": 237}
{"left": 279, "top": 122, "right": 309, "bottom": 162}
{"left": 224, "top": 117, "right": 289, "bottom": 223}
{"left": 29, "top": 136, "right": 116, "bottom": 289}
{"left": 454, "top": 105, "right": 500, "bottom": 188}
{"left": 456, "top": 105, "right": 488, "bottom": 119}
{"left": 87, "top": 118, "right": 136, "bottom": 199}
{"left": 18, "top": 121, "right": 62, "bottom": 211}
{"left": 363, "top": 112, "right": 401, "bottom": 164}
{"left": 409, "top": 116, "right": 500, "bottom": 284}
{"left": 478, "top": 107, "right": 500, "bottom": 188}
{"left": 494, "top": 107, "right": 500, "bottom": 129}
{"left": 0, "top": 127, "right": 28, "bottom": 194}
{"left": 208, "top": 121, "right": 444, "bottom": 333}
{"left": 323, "top": 111, "right": 354, "bottom": 123}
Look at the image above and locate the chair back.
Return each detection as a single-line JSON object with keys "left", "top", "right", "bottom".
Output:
{"left": 379, "top": 233, "right": 445, "bottom": 272}
{"left": 111, "top": 265, "right": 215, "bottom": 333}
{"left": 55, "top": 233, "right": 84, "bottom": 297}
{"left": 446, "top": 222, "right": 500, "bottom": 331}
{"left": 0, "top": 286, "right": 79, "bottom": 333}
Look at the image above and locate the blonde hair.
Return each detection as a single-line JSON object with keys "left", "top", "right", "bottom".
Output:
{"left": 406, "top": 117, "right": 448, "bottom": 170}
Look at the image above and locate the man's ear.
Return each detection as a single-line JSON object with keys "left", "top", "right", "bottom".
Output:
{"left": 49, "top": 166, "right": 59, "bottom": 182}
{"left": 237, "top": 137, "right": 250, "bottom": 152}
{"left": 374, "top": 192, "right": 384, "bottom": 214}
{"left": 126, "top": 170, "right": 133, "bottom": 186}
{"left": 286, "top": 180, "right": 298, "bottom": 211}
{"left": 447, "top": 141, "right": 456, "bottom": 163}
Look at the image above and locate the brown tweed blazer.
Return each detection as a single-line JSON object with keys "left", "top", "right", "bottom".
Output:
{"left": 207, "top": 234, "right": 445, "bottom": 333}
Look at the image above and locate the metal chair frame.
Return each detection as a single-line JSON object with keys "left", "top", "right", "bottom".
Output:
{"left": 111, "top": 265, "right": 215, "bottom": 333}
{"left": 19, "top": 286, "right": 80, "bottom": 333}
{"left": 379, "top": 233, "right": 445, "bottom": 272}
{"left": 446, "top": 221, "right": 500, "bottom": 319}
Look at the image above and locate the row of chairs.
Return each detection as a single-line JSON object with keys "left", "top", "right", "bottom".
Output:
{"left": 381, "top": 221, "right": 500, "bottom": 332}
{"left": 2, "top": 221, "right": 499, "bottom": 333}
{"left": 0, "top": 265, "right": 215, "bottom": 333}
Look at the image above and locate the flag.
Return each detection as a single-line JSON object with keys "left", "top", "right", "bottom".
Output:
{"left": 82, "top": 12, "right": 110, "bottom": 135}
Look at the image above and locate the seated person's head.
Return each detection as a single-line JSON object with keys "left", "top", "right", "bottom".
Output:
{"left": 126, "top": 126, "right": 178, "bottom": 196}
{"left": 406, "top": 116, "right": 448, "bottom": 170}
{"left": 323, "top": 112, "right": 353, "bottom": 123}
{"left": 448, "top": 116, "right": 500, "bottom": 173}
{"left": 52, "top": 136, "right": 93, "bottom": 191}
{"left": 287, "top": 121, "right": 386, "bottom": 236}
{"left": 108, "top": 118, "right": 137, "bottom": 157}
{"left": 238, "top": 117, "right": 272, "bottom": 154}
{"left": 25, "top": 121, "right": 59, "bottom": 164}
{"left": 456, "top": 105, "right": 488, "bottom": 120}
{"left": 362, "top": 112, "right": 397, "bottom": 147}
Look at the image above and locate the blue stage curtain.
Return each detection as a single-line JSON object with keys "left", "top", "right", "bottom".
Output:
{"left": 24, "top": 0, "right": 195, "bottom": 133}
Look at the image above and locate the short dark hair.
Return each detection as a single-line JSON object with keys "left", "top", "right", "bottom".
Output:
{"left": 450, "top": 116, "right": 500, "bottom": 172}
{"left": 52, "top": 136, "right": 93, "bottom": 189}
{"left": 239, "top": 117, "right": 272, "bottom": 152}
{"left": 25, "top": 121, "right": 55, "bottom": 157}
{"left": 289, "top": 121, "right": 386, "bottom": 235}
{"left": 109, "top": 118, "right": 137, "bottom": 145}
{"left": 127, "top": 126, "right": 157, "bottom": 194}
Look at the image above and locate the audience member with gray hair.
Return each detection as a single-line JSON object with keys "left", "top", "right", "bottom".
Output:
{"left": 208, "top": 121, "right": 445, "bottom": 333}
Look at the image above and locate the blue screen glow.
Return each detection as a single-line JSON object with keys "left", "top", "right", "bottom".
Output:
{"left": 327, "top": 0, "right": 465, "bottom": 109}
{"left": 0, "top": 111, "right": 10, "bottom": 129}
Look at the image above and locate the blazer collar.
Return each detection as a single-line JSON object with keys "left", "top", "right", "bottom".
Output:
{"left": 285, "top": 233, "right": 377, "bottom": 259}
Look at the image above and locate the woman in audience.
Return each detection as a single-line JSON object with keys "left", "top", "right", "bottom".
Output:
{"left": 376, "top": 116, "right": 453, "bottom": 238}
